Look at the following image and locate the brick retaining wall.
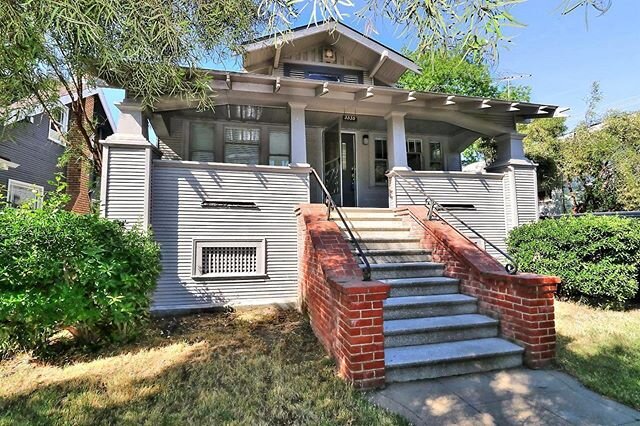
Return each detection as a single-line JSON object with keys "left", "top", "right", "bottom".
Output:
{"left": 296, "top": 204, "right": 389, "bottom": 388}
{"left": 397, "top": 205, "right": 559, "bottom": 368}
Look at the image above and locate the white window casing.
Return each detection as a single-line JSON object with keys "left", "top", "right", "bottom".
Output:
{"left": 7, "top": 179, "right": 44, "bottom": 208}
{"left": 192, "top": 239, "right": 266, "bottom": 279}
{"left": 48, "top": 105, "right": 70, "bottom": 145}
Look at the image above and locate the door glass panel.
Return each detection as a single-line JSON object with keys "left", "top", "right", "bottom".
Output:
{"left": 374, "top": 138, "right": 388, "bottom": 184}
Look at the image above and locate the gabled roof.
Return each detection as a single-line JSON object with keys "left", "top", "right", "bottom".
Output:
{"left": 5, "top": 87, "right": 115, "bottom": 132}
{"left": 242, "top": 21, "right": 420, "bottom": 85}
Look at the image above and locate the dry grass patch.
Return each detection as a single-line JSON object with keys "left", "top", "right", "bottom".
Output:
{"left": 0, "top": 307, "right": 406, "bottom": 426}
{"left": 556, "top": 300, "right": 640, "bottom": 409}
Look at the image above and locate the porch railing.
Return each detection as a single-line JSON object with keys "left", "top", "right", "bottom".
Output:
{"left": 309, "top": 168, "right": 372, "bottom": 281}
{"left": 394, "top": 174, "right": 518, "bottom": 275}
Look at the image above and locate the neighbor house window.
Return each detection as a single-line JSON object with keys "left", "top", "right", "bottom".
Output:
{"left": 268, "top": 131, "right": 290, "bottom": 166}
{"left": 192, "top": 239, "right": 266, "bottom": 279}
{"left": 7, "top": 179, "right": 43, "bottom": 208}
{"left": 429, "top": 142, "right": 442, "bottom": 170}
{"left": 374, "top": 138, "right": 388, "bottom": 184}
{"left": 406, "top": 138, "right": 423, "bottom": 171}
{"left": 189, "top": 122, "right": 215, "bottom": 162}
{"left": 48, "top": 106, "right": 70, "bottom": 144}
{"left": 224, "top": 127, "right": 260, "bottom": 164}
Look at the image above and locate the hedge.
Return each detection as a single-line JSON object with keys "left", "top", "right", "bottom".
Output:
{"left": 507, "top": 215, "right": 640, "bottom": 308}
{"left": 0, "top": 205, "right": 161, "bottom": 356}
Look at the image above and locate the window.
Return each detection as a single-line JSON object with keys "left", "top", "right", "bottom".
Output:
{"left": 48, "top": 106, "right": 70, "bottom": 144}
{"left": 7, "top": 179, "right": 43, "bottom": 208}
{"left": 189, "top": 122, "right": 215, "bottom": 162}
{"left": 429, "top": 142, "right": 443, "bottom": 171}
{"left": 268, "top": 132, "right": 290, "bottom": 166}
{"left": 374, "top": 138, "right": 388, "bottom": 184}
{"left": 193, "top": 239, "right": 266, "bottom": 279}
{"left": 406, "top": 138, "right": 423, "bottom": 171}
{"left": 224, "top": 127, "right": 260, "bottom": 164}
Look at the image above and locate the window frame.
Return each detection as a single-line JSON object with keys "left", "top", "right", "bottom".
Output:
{"left": 406, "top": 137, "right": 424, "bottom": 171}
{"left": 268, "top": 130, "right": 291, "bottom": 166}
{"left": 188, "top": 121, "right": 216, "bottom": 162}
{"left": 223, "top": 126, "right": 262, "bottom": 165}
{"left": 7, "top": 179, "right": 44, "bottom": 208}
{"left": 429, "top": 141, "right": 443, "bottom": 171}
{"left": 372, "top": 136, "right": 388, "bottom": 186}
{"left": 192, "top": 238, "right": 267, "bottom": 280}
{"left": 48, "top": 105, "right": 70, "bottom": 145}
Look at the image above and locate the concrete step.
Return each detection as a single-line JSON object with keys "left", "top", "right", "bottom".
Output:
{"left": 332, "top": 208, "right": 396, "bottom": 220}
{"left": 363, "top": 262, "right": 445, "bottom": 280}
{"left": 347, "top": 237, "right": 422, "bottom": 250}
{"left": 345, "top": 229, "right": 412, "bottom": 239}
{"left": 382, "top": 276, "right": 459, "bottom": 297}
{"left": 383, "top": 294, "right": 477, "bottom": 320}
{"left": 384, "top": 314, "right": 499, "bottom": 347}
{"left": 385, "top": 338, "right": 524, "bottom": 382}
{"left": 337, "top": 220, "right": 407, "bottom": 230}
{"left": 355, "top": 249, "right": 432, "bottom": 264}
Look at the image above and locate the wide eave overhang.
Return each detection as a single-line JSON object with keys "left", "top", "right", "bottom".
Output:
{"left": 152, "top": 70, "right": 566, "bottom": 123}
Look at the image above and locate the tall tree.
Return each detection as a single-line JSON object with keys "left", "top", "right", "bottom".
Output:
{"left": 0, "top": 0, "right": 611, "bottom": 198}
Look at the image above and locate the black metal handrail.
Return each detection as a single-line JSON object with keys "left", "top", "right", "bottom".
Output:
{"left": 309, "top": 168, "right": 372, "bottom": 281}
{"left": 395, "top": 176, "right": 518, "bottom": 274}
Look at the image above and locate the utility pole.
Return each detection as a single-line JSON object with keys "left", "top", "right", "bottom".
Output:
{"left": 495, "top": 74, "right": 532, "bottom": 100}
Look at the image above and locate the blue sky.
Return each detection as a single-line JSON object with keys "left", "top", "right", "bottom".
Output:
{"left": 105, "top": 0, "right": 639, "bottom": 131}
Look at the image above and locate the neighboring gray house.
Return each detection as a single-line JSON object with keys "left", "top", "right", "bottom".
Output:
{"left": 0, "top": 88, "right": 115, "bottom": 211}
{"left": 99, "top": 21, "right": 565, "bottom": 312}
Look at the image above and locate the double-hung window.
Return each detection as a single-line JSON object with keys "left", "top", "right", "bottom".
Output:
{"left": 406, "top": 138, "right": 423, "bottom": 171}
{"left": 374, "top": 138, "right": 388, "bottom": 185}
{"left": 268, "top": 132, "right": 290, "bottom": 166}
{"left": 429, "top": 142, "right": 443, "bottom": 171}
{"left": 189, "top": 122, "right": 215, "bottom": 162}
{"left": 48, "top": 105, "right": 70, "bottom": 144}
{"left": 224, "top": 127, "right": 260, "bottom": 164}
{"left": 7, "top": 179, "right": 43, "bottom": 208}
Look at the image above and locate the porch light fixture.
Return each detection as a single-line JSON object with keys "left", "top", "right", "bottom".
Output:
{"left": 362, "top": 134, "right": 369, "bottom": 145}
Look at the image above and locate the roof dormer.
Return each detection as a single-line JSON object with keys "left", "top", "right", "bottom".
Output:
{"left": 242, "top": 21, "right": 420, "bottom": 86}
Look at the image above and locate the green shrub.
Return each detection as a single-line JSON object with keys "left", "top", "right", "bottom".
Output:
{"left": 507, "top": 215, "right": 640, "bottom": 308}
{"left": 0, "top": 205, "right": 161, "bottom": 356}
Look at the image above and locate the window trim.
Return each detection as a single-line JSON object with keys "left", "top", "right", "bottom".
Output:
{"left": 48, "top": 105, "right": 70, "bottom": 145}
{"left": 192, "top": 238, "right": 267, "bottom": 280}
{"left": 371, "top": 136, "right": 388, "bottom": 186}
{"left": 7, "top": 179, "right": 44, "bottom": 208}
{"left": 188, "top": 121, "right": 216, "bottom": 162}
{"left": 268, "top": 130, "right": 290, "bottom": 166}
{"left": 223, "top": 125, "right": 262, "bottom": 165}
{"left": 406, "top": 137, "right": 424, "bottom": 171}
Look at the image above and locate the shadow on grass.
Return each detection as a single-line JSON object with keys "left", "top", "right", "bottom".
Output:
{"left": 557, "top": 332, "right": 640, "bottom": 410}
{"left": 0, "top": 307, "right": 406, "bottom": 426}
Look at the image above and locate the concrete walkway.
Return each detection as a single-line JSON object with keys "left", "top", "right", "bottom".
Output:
{"left": 370, "top": 368, "right": 640, "bottom": 426}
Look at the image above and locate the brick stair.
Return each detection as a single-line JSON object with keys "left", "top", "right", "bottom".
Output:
{"left": 333, "top": 207, "right": 524, "bottom": 383}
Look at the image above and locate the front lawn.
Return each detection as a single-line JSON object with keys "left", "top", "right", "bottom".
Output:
{"left": 0, "top": 308, "right": 405, "bottom": 426}
{"left": 556, "top": 300, "right": 640, "bottom": 409}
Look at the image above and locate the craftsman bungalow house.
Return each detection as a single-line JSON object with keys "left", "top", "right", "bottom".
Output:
{"left": 100, "top": 21, "right": 562, "bottom": 312}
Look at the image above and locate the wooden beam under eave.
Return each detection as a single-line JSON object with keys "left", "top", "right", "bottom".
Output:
{"left": 273, "top": 40, "right": 283, "bottom": 69}
{"left": 393, "top": 91, "right": 416, "bottom": 104}
{"left": 225, "top": 73, "right": 232, "bottom": 90}
{"left": 370, "top": 50, "right": 389, "bottom": 78}
{"left": 274, "top": 77, "right": 281, "bottom": 93}
{"left": 315, "top": 82, "right": 329, "bottom": 97}
{"left": 479, "top": 99, "right": 492, "bottom": 109}
{"left": 355, "top": 86, "right": 374, "bottom": 101}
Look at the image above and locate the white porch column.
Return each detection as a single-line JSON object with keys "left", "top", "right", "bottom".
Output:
{"left": 385, "top": 111, "right": 410, "bottom": 171}
{"left": 100, "top": 99, "right": 159, "bottom": 229}
{"left": 487, "top": 132, "right": 539, "bottom": 230}
{"left": 288, "top": 102, "right": 309, "bottom": 167}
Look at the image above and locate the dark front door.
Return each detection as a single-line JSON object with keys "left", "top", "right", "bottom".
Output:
{"left": 341, "top": 133, "right": 356, "bottom": 207}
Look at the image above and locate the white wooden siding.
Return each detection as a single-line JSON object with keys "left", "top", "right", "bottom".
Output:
{"left": 150, "top": 161, "right": 310, "bottom": 311}
{"left": 514, "top": 167, "right": 538, "bottom": 225}
{"left": 392, "top": 171, "right": 508, "bottom": 256}
{"left": 104, "top": 148, "right": 147, "bottom": 227}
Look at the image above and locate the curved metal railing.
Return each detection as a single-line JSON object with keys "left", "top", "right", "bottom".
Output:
{"left": 309, "top": 168, "right": 372, "bottom": 281}
{"left": 394, "top": 175, "right": 518, "bottom": 275}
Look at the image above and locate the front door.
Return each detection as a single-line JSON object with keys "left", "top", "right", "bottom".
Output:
{"left": 323, "top": 124, "right": 357, "bottom": 207}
